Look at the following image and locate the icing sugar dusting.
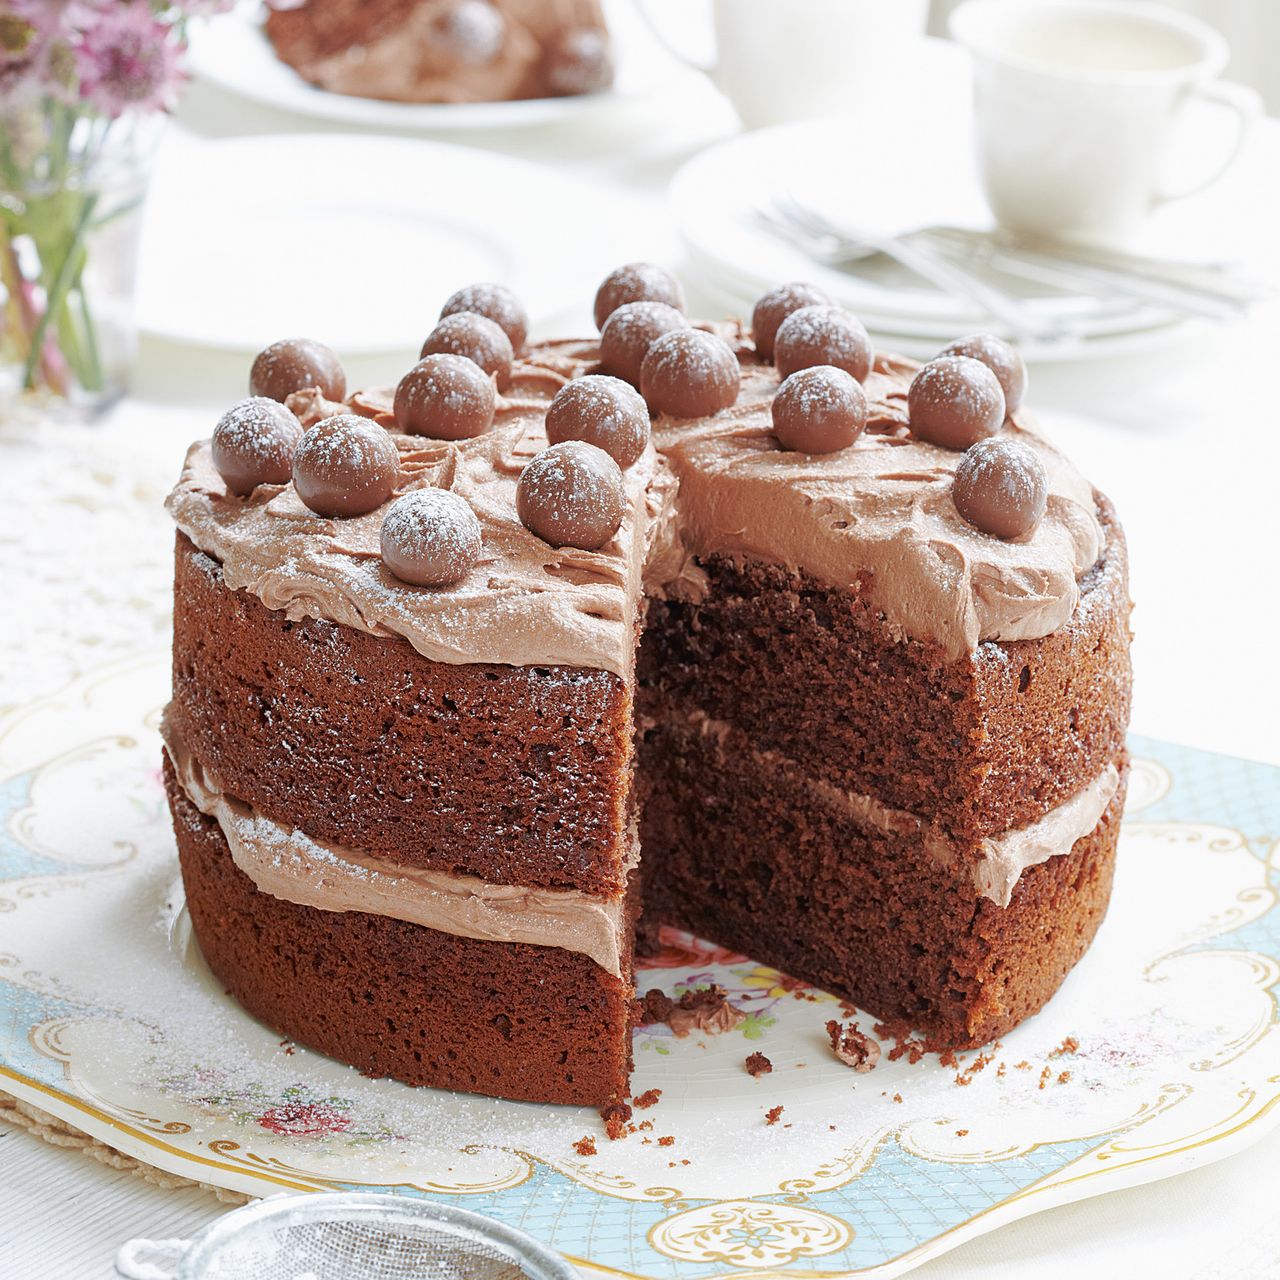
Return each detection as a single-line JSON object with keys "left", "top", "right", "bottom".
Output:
{"left": 647, "top": 330, "right": 735, "bottom": 382}
{"left": 381, "top": 488, "right": 481, "bottom": 561}
{"left": 778, "top": 305, "right": 868, "bottom": 359}
{"left": 215, "top": 398, "right": 300, "bottom": 463}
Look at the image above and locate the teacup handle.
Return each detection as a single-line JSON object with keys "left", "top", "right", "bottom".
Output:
{"left": 633, "top": 0, "right": 719, "bottom": 79}
{"left": 1156, "top": 79, "right": 1262, "bottom": 204}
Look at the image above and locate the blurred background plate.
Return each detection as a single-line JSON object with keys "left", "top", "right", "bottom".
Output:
{"left": 137, "top": 133, "right": 642, "bottom": 353}
{"left": 187, "top": 0, "right": 679, "bottom": 132}
{"left": 670, "top": 43, "right": 1274, "bottom": 361}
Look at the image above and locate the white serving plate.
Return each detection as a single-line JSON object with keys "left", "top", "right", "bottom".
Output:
{"left": 137, "top": 133, "right": 643, "bottom": 353}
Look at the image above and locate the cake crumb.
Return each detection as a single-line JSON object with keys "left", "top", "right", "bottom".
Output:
{"left": 657, "top": 1135, "right": 674, "bottom": 1147}
{"left": 1050, "top": 1036, "right": 1080, "bottom": 1059}
{"left": 601, "top": 1102, "right": 632, "bottom": 1141}
{"left": 1014, "top": 1060, "right": 1032, "bottom": 1071}
{"left": 939, "top": 1048, "right": 959, "bottom": 1068}
{"left": 1057, "top": 1070, "right": 1072, "bottom": 1085}
{"left": 1038, "top": 1066, "right": 1052, "bottom": 1090}
{"left": 745, "top": 1052, "right": 773, "bottom": 1078}
{"left": 636, "top": 985, "right": 746, "bottom": 1037}
{"left": 996, "top": 1062, "right": 1007, "bottom": 1078}
{"left": 826, "top": 1019, "right": 880, "bottom": 1071}
{"left": 765, "top": 1105, "right": 784, "bottom": 1126}
{"left": 955, "top": 1128, "right": 969, "bottom": 1137}
{"left": 637, "top": 1119, "right": 653, "bottom": 1131}
{"left": 573, "top": 1136, "right": 597, "bottom": 1157}
{"left": 633, "top": 1088, "right": 662, "bottom": 1110}
{"left": 893, "top": 1093, "right": 903, "bottom": 1104}
{"left": 955, "top": 1051, "right": 993, "bottom": 1087}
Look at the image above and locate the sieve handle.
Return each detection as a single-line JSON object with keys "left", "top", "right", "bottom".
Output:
{"left": 114, "top": 1236, "right": 189, "bottom": 1279}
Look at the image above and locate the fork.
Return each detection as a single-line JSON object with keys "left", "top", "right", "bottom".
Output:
{"left": 761, "top": 196, "right": 1077, "bottom": 346}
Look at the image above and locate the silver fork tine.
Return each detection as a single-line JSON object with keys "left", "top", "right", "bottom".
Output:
{"left": 768, "top": 197, "right": 1072, "bottom": 345}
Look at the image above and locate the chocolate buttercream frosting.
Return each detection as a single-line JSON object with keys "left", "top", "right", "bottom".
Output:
{"left": 168, "top": 335, "right": 1105, "bottom": 673}
{"left": 651, "top": 341, "right": 1103, "bottom": 661}
{"left": 168, "top": 356, "right": 674, "bottom": 679}
{"left": 163, "top": 712, "right": 627, "bottom": 976}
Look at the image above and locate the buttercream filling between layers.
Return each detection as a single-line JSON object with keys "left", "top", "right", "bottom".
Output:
{"left": 162, "top": 712, "right": 628, "bottom": 978}
{"left": 168, "top": 699, "right": 1116, "bottom": 965}
{"left": 672, "top": 708, "right": 1120, "bottom": 908}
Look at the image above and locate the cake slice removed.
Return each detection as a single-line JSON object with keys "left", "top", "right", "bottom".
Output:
{"left": 162, "top": 272, "right": 1131, "bottom": 1105}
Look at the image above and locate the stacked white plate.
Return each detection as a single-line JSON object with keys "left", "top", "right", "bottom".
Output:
{"left": 138, "top": 133, "right": 650, "bottom": 354}
{"left": 670, "top": 42, "right": 1270, "bottom": 362}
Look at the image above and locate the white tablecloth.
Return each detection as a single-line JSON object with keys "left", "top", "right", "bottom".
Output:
{"left": 2, "top": 61, "right": 1279, "bottom": 1280}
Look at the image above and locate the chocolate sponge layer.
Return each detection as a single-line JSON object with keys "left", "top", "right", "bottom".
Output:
{"left": 171, "top": 533, "right": 635, "bottom": 896}
{"left": 639, "top": 495, "right": 1131, "bottom": 841}
{"left": 168, "top": 758, "right": 635, "bottom": 1106}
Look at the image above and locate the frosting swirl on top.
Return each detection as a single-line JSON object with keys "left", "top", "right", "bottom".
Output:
{"left": 168, "top": 361, "right": 675, "bottom": 679}
{"left": 167, "top": 336, "right": 1106, "bottom": 674}
{"left": 651, "top": 343, "right": 1103, "bottom": 660}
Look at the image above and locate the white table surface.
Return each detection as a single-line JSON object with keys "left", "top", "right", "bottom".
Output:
{"left": 2, "top": 51, "right": 1279, "bottom": 1280}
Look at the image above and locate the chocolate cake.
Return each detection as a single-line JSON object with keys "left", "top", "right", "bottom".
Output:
{"left": 163, "top": 271, "right": 1132, "bottom": 1107}
{"left": 264, "top": 0, "right": 614, "bottom": 104}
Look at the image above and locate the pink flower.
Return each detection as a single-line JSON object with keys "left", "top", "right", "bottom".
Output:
{"left": 73, "top": 1, "right": 184, "bottom": 118}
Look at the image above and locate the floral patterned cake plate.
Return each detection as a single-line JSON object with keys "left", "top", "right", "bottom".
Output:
{"left": 2, "top": 650, "right": 1279, "bottom": 1279}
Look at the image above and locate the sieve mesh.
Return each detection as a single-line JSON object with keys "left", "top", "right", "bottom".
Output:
{"left": 165, "top": 1194, "right": 576, "bottom": 1280}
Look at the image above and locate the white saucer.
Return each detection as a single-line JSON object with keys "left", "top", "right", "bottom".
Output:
{"left": 137, "top": 133, "right": 642, "bottom": 353}
{"left": 188, "top": 0, "right": 675, "bottom": 132}
{"left": 669, "top": 44, "right": 1272, "bottom": 361}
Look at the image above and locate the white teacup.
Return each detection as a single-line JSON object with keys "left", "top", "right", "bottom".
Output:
{"left": 949, "top": 0, "right": 1261, "bottom": 245}
{"left": 638, "top": 0, "right": 931, "bottom": 130}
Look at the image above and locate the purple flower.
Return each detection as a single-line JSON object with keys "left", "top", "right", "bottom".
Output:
{"left": 72, "top": 1, "right": 184, "bottom": 117}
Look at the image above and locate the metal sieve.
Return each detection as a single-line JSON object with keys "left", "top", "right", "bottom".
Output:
{"left": 115, "top": 1192, "right": 580, "bottom": 1280}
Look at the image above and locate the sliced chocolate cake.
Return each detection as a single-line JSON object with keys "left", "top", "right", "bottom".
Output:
{"left": 264, "top": 0, "right": 613, "bottom": 104}
{"left": 162, "top": 269, "right": 1132, "bottom": 1105}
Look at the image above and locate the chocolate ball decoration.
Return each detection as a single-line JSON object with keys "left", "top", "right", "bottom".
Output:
{"left": 598, "top": 301, "right": 688, "bottom": 387}
{"left": 593, "top": 263, "right": 685, "bottom": 331}
{"left": 517, "top": 440, "right": 625, "bottom": 550}
{"left": 639, "top": 329, "right": 740, "bottom": 419}
{"left": 940, "top": 333, "right": 1027, "bottom": 414}
{"left": 440, "top": 282, "right": 528, "bottom": 354}
{"left": 432, "top": 0, "right": 505, "bottom": 65}
{"left": 752, "top": 282, "right": 833, "bottom": 361}
{"left": 543, "top": 26, "right": 614, "bottom": 96}
{"left": 420, "top": 312, "right": 514, "bottom": 389}
{"left": 394, "top": 354, "right": 496, "bottom": 440}
{"left": 952, "top": 437, "right": 1048, "bottom": 540}
{"left": 292, "top": 414, "right": 400, "bottom": 518}
{"left": 774, "top": 305, "right": 873, "bottom": 382}
{"left": 772, "top": 366, "right": 868, "bottom": 454}
{"left": 545, "top": 375, "right": 650, "bottom": 468}
{"left": 249, "top": 338, "right": 346, "bottom": 404}
{"left": 380, "top": 489, "right": 483, "bottom": 587}
{"left": 212, "top": 397, "right": 304, "bottom": 496}
{"left": 908, "top": 355, "right": 1006, "bottom": 451}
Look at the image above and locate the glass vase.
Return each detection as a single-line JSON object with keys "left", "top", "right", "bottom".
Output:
{"left": 0, "top": 104, "right": 160, "bottom": 424}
